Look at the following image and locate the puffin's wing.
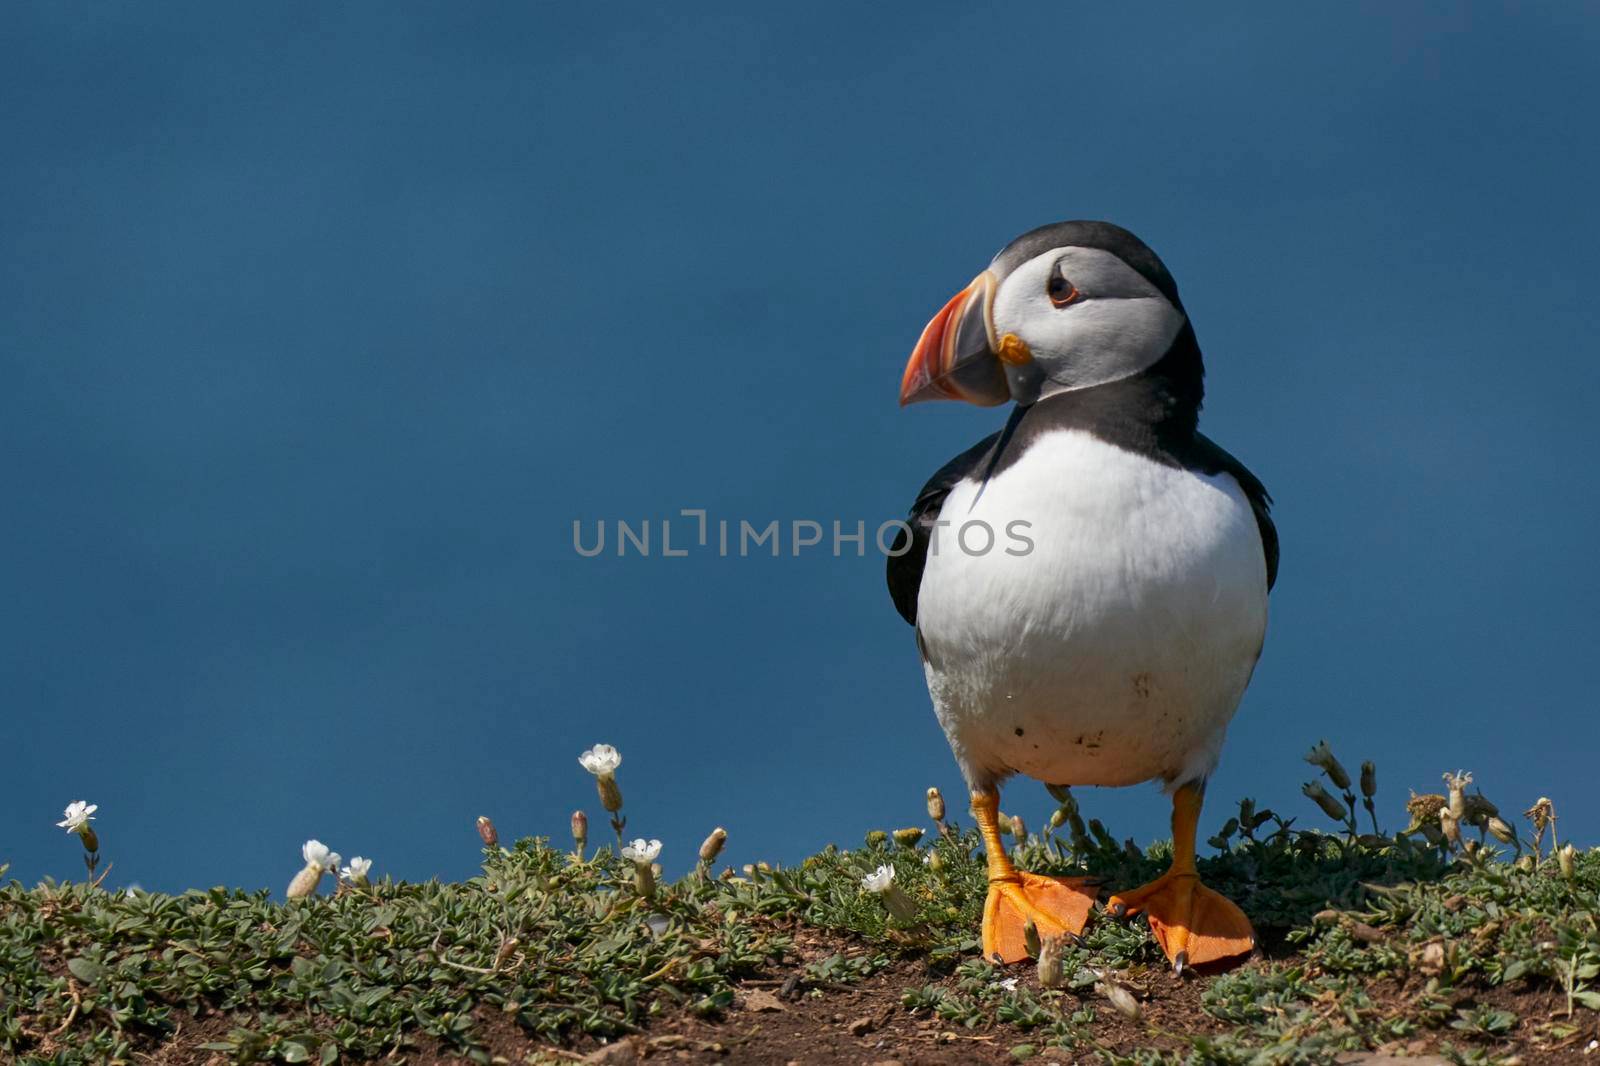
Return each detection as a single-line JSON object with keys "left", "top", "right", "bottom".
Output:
{"left": 886, "top": 432, "right": 1002, "bottom": 625}
{"left": 1190, "top": 432, "right": 1279, "bottom": 591}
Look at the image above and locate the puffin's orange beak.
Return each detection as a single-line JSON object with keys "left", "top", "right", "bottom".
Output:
{"left": 899, "top": 271, "right": 1013, "bottom": 407}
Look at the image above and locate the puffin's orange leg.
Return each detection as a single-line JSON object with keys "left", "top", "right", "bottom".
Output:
{"left": 1105, "top": 783, "right": 1255, "bottom": 973}
{"left": 972, "top": 788, "right": 1096, "bottom": 963}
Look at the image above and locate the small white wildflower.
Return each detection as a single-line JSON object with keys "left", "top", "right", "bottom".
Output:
{"left": 620, "top": 838, "right": 662, "bottom": 864}
{"left": 301, "top": 840, "right": 341, "bottom": 872}
{"left": 341, "top": 857, "right": 372, "bottom": 883}
{"left": 56, "top": 801, "right": 98, "bottom": 833}
{"left": 580, "top": 744, "right": 624, "bottom": 813}
{"left": 860, "top": 863, "right": 895, "bottom": 893}
{"left": 996, "top": 976, "right": 1019, "bottom": 992}
{"left": 578, "top": 744, "right": 622, "bottom": 776}
{"left": 860, "top": 863, "right": 918, "bottom": 923}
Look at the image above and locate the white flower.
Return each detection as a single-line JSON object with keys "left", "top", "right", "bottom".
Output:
{"left": 620, "top": 838, "right": 662, "bottom": 864}
{"left": 56, "top": 801, "right": 98, "bottom": 833}
{"left": 341, "top": 856, "right": 372, "bottom": 882}
{"left": 995, "top": 976, "right": 1020, "bottom": 992}
{"left": 579, "top": 744, "right": 621, "bottom": 776}
{"left": 301, "top": 840, "right": 340, "bottom": 871}
{"left": 860, "top": 863, "right": 895, "bottom": 894}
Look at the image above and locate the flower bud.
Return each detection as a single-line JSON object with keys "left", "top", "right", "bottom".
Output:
{"left": 1046, "top": 784, "right": 1073, "bottom": 804}
{"left": 476, "top": 816, "right": 499, "bottom": 849}
{"left": 866, "top": 830, "right": 888, "bottom": 848}
{"left": 1022, "top": 918, "right": 1041, "bottom": 959}
{"left": 286, "top": 864, "right": 323, "bottom": 899}
{"left": 926, "top": 851, "right": 944, "bottom": 873}
{"left": 1049, "top": 808, "right": 1067, "bottom": 830}
{"left": 1097, "top": 980, "right": 1141, "bottom": 1021}
{"left": 1238, "top": 798, "right": 1256, "bottom": 826}
{"left": 570, "top": 810, "right": 589, "bottom": 851}
{"left": 1009, "top": 815, "right": 1027, "bottom": 842}
{"left": 699, "top": 827, "right": 727, "bottom": 865}
{"left": 1360, "top": 761, "right": 1377, "bottom": 800}
{"left": 893, "top": 827, "right": 925, "bottom": 848}
{"left": 926, "top": 787, "right": 945, "bottom": 823}
{"left": 1302, "top": 781, "right": 1348, "bottom": 822}
{"left": 1037, "top": 935, "right": 1065, "bottom": 989}
{"left": 1304, "top": 741, "right": 1352, "bottom": 791}
{"left": 1486, "top": 817, "right": 1516, "bottom": 845}
{"left": 1557, "top": 843, "right": 1576, "bottom": 881}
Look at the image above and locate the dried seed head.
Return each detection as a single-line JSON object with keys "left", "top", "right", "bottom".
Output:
{"left": 570, "top": 811, "right": 588, "bottom": 849}
{"left": 1486, "top": 817, "right": 1516, "bottom": 845}
{"left": 893, "top": 827, "right": 925, "bottom": 848}
{"left": 1304, "top": 741, "right": 1352, "bottom": 791}
{"left": 1462, "top": 794, "right": 1498, "bottom": 826}
{"left": 865, "top": 830, "right": 888, "bottom": 848}
{"left": 1238, "top": 798, "right": 1256, "bottom": 826}
{"left": 1404, "top": 791, "right": 1447, "bottom": 834}
{"left": 1302, "top": 781, "right": 1348, "bottom": 822}
{"left": 476, "top": 816, "right": 499, "bottom": 848}
{"left": 1524, "top": 797, "right": 1554, "bottom": 832}
{"left": 925, "top": 787, "right": 945, "bottom": 823}
{"left": 1360, "top": 761, "right": 1377, "bottom": 800}
{"left": 1009, "top": 815, "right": 1027, "bottom": 842}
{"left": 1037, "top": 935, "right": 1065, "bottom": 989}
{"left": 1443, "top": 771, "right": 1473, "bottom": 820}
{"left": 1022, "top": 918, "right": 1041, "bottom": 959}
{"left": 1438, "top": 807, "right": 1461, "bottom": 847}
{"left": 699, "top": 827, "right": 727, "bottom": 865}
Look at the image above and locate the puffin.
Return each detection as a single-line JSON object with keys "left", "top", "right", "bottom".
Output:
{"left": 887, "top": 221, "right": 1277, "bottom": 972}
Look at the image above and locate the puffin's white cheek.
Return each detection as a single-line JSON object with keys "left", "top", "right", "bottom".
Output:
{"left": 1022, "top": 297, "right": 1185, "bottom": 391}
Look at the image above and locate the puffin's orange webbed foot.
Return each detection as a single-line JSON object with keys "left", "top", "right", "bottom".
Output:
{"left": 982, "top": 871, "right": 1096, "bottom": 963}
{"left": 1106, "top": 869, "right": 1255, "bottom": 973}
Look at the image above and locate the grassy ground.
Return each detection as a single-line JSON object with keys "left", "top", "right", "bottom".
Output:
{"left": 4, "top": 753, "right": 1597, "bottom": 1065}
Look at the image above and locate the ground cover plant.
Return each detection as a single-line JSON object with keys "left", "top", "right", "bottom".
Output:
{"left": 3, "top": 743, "right": 1596, "bottom": 1065}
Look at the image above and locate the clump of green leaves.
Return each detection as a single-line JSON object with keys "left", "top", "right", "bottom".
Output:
{"left": 3, "top": 751, "right": 1594, "bottom": 1064}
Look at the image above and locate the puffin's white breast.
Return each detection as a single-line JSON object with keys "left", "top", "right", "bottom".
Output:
{"left": 916, "top": 428, "right": 1268, "bottom": 789}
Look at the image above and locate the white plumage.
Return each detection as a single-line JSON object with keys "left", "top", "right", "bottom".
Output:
{"left": 916, "top": 427, "right": 1269, "bottom": 792}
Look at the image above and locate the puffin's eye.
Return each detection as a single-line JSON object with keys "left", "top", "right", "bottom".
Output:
{"left": 1047, "top": 263, "right": 1080, "bottom": 308}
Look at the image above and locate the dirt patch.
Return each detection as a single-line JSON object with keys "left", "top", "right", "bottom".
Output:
{"left": 45, "top": 927, "right": 1599, "bottom": 1065}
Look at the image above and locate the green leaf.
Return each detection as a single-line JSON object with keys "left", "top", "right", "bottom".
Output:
{"left": 66, "top": 957, "right": 105, "bottom": 984}
{"left": 280, "top": 1040, "right": 312, "bottom": 1062}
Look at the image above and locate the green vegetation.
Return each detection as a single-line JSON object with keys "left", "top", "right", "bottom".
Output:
{"left": 3, "top": 745, "right": 1596, "bottom": 1064}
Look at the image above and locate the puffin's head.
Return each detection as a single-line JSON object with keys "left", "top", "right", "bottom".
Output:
{"left": 899, "top": 221, "right": 1190, "bottom": 407}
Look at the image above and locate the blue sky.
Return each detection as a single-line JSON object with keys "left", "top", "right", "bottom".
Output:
{"left": 4, "top": 4, "right": 1597, "bottom": 893}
